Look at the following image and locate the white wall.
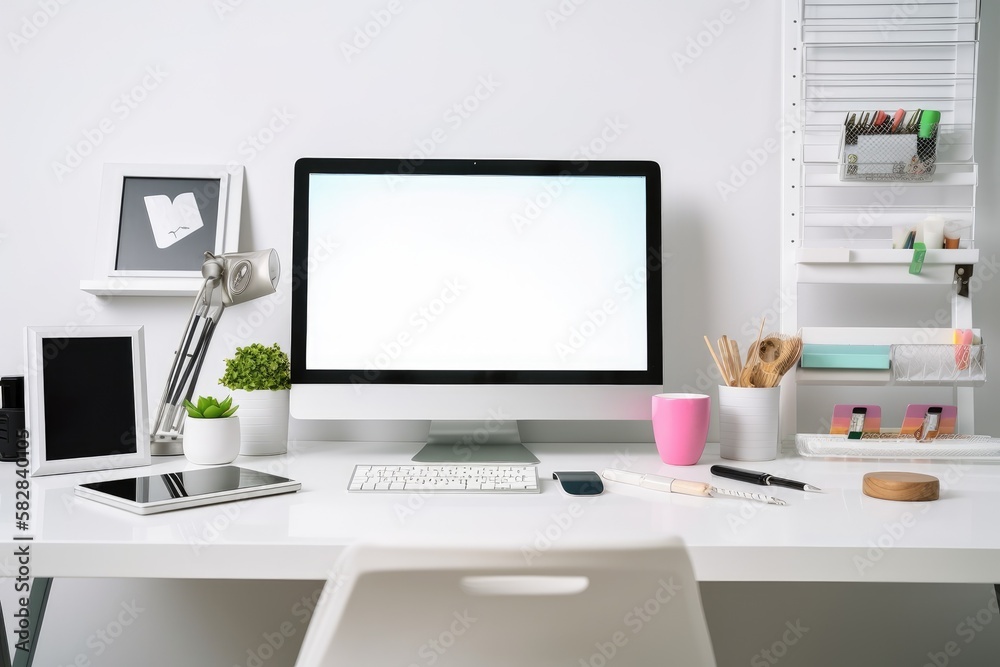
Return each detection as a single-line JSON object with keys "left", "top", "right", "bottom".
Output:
{"left": 0, "top": 0, "right": 793, "bottom": 441}
{"left": 2, "top": 1, "right": 999, "bottom": 665}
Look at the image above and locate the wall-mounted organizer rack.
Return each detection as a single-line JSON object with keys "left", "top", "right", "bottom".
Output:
{"left": 781, "top": 0, "right": 981, "bottom": 441}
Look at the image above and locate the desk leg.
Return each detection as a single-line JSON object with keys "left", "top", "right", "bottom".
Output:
{"left": 1, "top": 596, "right": 10, "bottom": 667}
{"left": 8, "top": 578, "right": 52, "bottom": 667}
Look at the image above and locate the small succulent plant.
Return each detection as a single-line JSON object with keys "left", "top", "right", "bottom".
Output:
{"left": 183, "top": 395, "right": 238, "bottom": 419}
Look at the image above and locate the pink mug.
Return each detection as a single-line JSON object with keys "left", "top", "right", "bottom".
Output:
{"left": 651, "top": 393, "right": 711, "bottom": 466}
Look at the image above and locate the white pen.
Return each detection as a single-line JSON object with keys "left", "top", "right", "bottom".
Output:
{"left": 601, "top": 469, "right": 786, "bottom": 506}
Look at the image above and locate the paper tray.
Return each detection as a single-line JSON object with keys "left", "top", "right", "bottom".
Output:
{"left": 796, "top": 433, "right": 1000, "bottom": 461}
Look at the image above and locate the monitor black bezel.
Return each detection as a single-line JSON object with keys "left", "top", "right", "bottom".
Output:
{"left": 290, "top": 157, "right": 662, "bottom": 386}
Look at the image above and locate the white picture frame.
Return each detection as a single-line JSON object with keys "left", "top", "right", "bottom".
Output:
{"left": 81, "top": 163, "right": 243, "bottom": 296}
{"left": 24, "top": 325, "right": 150, "bottom": 476}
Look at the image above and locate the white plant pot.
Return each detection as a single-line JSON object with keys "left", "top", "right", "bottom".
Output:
{"left": 232, "top": 389, "right": 290, "bottom": 456}
{"left": 183, "top": 416, "right": 241, "bottom": 465}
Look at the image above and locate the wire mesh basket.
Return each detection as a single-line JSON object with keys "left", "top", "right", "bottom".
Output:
{"left": 890, "top": 344, "right": 985, "bottom": 384}
{"left": 839, "top": 110, "right": 938, "bottom": 182}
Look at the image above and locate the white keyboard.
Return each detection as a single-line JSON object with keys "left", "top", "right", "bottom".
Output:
{"left": 348, "top": 464, "right": 540, "bottom": 493}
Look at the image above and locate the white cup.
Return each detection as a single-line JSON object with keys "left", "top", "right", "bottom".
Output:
{"left": 718, "top": 385, "right": 780, "bottom": 461}
{"left": 921, "top": 215, "right": 945, "bottom": 250}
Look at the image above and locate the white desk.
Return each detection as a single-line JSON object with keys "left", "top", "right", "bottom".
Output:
{"left": 5, "top": 440, "right": 1000, "bottom": 585}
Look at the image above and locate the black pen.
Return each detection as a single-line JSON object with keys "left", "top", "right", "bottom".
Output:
{"left": 710, "top": 465, "right": 822, "bottom": 493}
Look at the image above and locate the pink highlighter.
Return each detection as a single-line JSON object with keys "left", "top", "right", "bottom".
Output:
{"left": 890, "top": 108, "right": 906, "bottom": 133}
{"left": 954, "top": 329, "right": 973, "bottom": 371}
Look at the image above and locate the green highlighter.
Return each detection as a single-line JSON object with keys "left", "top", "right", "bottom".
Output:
{"left": 917, "top": 110, "right": 940, "bottom": 165}
{"left": 909, "top": 242, "right": 927, "bottom": 275}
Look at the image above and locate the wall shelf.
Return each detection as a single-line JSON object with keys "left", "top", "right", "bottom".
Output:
{"left": 796, "top": 247, "right": 979, "bottom": 284}
{"left": 80, "top": 278, "right": 202, "bottom": 297}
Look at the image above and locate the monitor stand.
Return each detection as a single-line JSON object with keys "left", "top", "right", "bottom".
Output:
{"left": 412, "top": 420, "right": 540, "bottom": 464}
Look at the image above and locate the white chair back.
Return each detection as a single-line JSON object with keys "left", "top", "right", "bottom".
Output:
{"left": 295, "top": 536, "right": 716, "bottom": 666}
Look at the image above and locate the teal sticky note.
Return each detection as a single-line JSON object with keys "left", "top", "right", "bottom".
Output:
{"left": 801, "top": 344, "right": 891, "bottom": 370}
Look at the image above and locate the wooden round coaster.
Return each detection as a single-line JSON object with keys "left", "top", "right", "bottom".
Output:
{"left": 863, "top": 471, "right": 940, "bottom": 502}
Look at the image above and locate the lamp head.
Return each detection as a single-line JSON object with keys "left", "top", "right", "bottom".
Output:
{"left": 203, "top": 249, "right": 280, "bottom": 306}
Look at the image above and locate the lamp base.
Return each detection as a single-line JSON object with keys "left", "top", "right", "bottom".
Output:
{"left": 151, "top": 437, "right": 184, "bottom": 457}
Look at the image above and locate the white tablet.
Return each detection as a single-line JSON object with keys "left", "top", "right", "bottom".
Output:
{"left": 75, "top": 466, "right": 301, "bottom": 515}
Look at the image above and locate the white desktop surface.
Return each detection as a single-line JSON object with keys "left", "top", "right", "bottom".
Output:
{"left": 4, "top": 441, "right": 999, "bottom": 584}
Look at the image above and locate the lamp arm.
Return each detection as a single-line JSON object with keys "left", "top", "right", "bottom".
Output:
{"left": 151, "top": 277, "right": 225, "bottom": 446}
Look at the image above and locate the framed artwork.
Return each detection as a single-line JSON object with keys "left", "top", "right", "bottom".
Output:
{"left": 85, "top": 164, "right": 243, "bottom": 294}
{"left": 24, "top": 325, "right": 150, "bottom": 476}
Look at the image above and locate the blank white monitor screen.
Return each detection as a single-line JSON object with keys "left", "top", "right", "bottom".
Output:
{"left": 290, "top": 158, "right": 662, "bottom": 460}
{"left": 307, "top": 173, "right": 647, "bottom": 372}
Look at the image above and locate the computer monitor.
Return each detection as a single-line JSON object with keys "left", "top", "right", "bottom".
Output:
{"left": 290, "top": 158, "right": 662, "bottom": 463}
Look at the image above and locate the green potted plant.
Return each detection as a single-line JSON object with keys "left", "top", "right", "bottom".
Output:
{"left": 182, "top": 395, "right": 241, "bottom": 465}
{"left": 219, "top": 343, "right": 291, "bottom": 455}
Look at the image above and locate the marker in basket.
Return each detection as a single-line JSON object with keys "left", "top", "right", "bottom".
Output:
{"left": 917, "top": 109, "right": 940, "bottom": 165}
{"left": 914, "top": 407, "right": 943, "bottom": 442}
{"left": 848, "top": 407, "right": 867, "bottom": 440}
{"left": 954, "top": 328, "right": 973, "bottom": 371}
{"left": 890, "top": 108, "right": 906, "bottom": 133}
{"left": 601, "top": 469, "right": 786, "bottom": 506}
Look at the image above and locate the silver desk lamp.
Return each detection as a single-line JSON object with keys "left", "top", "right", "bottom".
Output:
{"left": 151, "top": 249, "right": 279, "bottom": 456}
